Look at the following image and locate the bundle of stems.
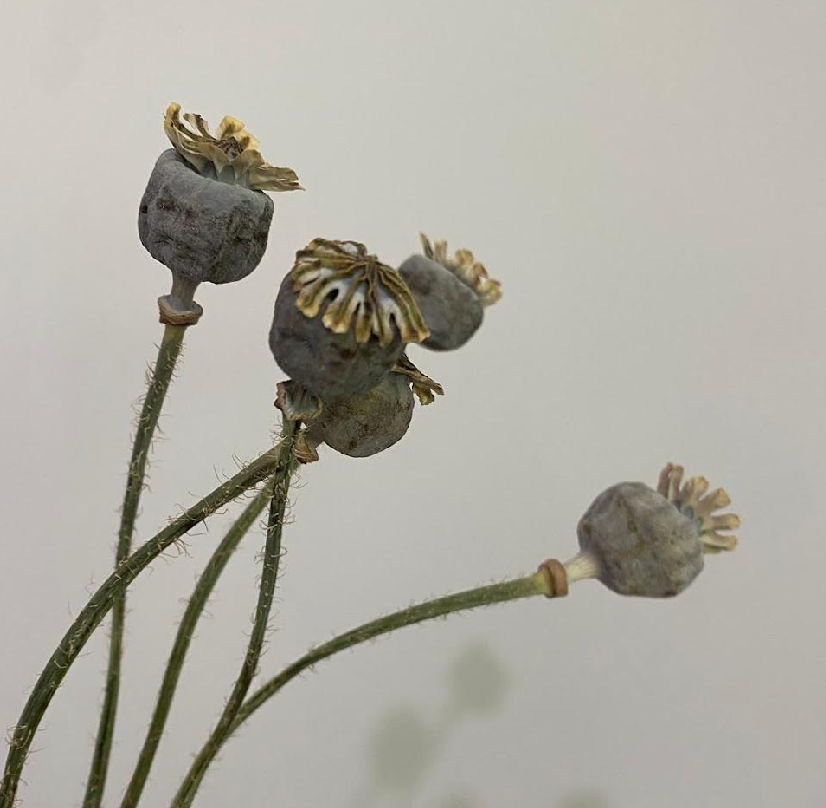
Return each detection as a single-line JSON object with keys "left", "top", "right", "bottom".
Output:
{"left": 0, "top": 326, "right": 565, "bottom": 808}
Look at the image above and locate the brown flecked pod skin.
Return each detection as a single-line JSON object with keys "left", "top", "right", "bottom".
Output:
{"left": 269, "top": 276, "right": 405, "bottom": 399}
{"left": 398, "top": 254, "right": 484, "bottom": 351}
{"left": 305, "top": 372, "right": 415, "bottom": 457}
{"left": 577, "top": 482, "right": 705, "bottom": 597}
{"left": 139, "top": 150, "right": 274, "bottom": 287}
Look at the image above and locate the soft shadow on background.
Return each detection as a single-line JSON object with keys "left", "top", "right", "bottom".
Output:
{"left": 2, "top": 1, "right": 825, "bottom": 807}
{"left": 346, "top": 642, "right": 511, "bottom": 807}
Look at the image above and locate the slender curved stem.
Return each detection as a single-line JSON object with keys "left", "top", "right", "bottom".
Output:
{"left": 175, "top": 573, "right": 550, "bottom": 806}
{"left": 170, "top": 421, "right": 298, "bottom": 808}
{"left": 118, "top": 485, "right": 273, "bottom": 808}
{"left": 0, "top": 440, "right": 291, "bottom": 808}
{"left": 83, "top": 323, "right": 186, "bottom": 808}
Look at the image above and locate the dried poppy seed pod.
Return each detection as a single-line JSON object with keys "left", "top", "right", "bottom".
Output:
{"left": 139, "top": 104, "right": 301, "bottom": 323}
{"left": 304, "top": 372, "right": 415, "bottom": 458}
{"left": 288, "top": 355, "right": 441, "bottom": 459}
{"left": 397, "top": 234, "right": 501, "bottom": 351}
{"left": 566, "top": 463, "right": 739, "bottom": 597}
{"left": 269, "top": 239, "right": 429, "bottom": 398}
{"left": 139, "top": 150, "right": 273, "bottom": 322}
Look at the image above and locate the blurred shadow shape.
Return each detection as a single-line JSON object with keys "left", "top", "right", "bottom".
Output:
{"left": 447, "top": 640, "right": 511, "bottom": 718}
{"left": 555, "top": 790, "right": 611, "bottom": 808}
{"left": 352, "top": 640, "right": 513, "bottom": 807}
{"left": 368, "top": 704, "right": 439, "bottom": 795}
{"left": 438, "top": 792, "right": 484, "bottom": 808}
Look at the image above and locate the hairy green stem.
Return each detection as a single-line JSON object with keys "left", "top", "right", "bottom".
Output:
{"left": 171, "top": 421, "right": 298, "bottom": 808}
{"left": 83, "top": 323, "right": 186, "bottom": 808}
{"left": 0, "top": 440, "right": 292, "bottom": 808}
{"left": 118, "top": 485, "right": 273, "bottom": 808}
{"left": 176, "top": 574, "right": 548, "bottom": 806}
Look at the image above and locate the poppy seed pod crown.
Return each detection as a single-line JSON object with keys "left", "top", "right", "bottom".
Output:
{"left": 567, "top": 463, "right": 739, "bottom": 597}
{"left": 163, "top": 103, "right": 301, "bottom": 191}
{"left": 139, "top": 104, "right": 301, "bottom": 324}
{"left": 397, "top": 235, "right": 500, "bottom": 351}
{"left": 269, "top": 239, "right": 429, "bottom": 398}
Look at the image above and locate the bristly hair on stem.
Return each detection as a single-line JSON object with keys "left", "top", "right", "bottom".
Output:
{"left": 170, "top": 420, "right": 299, "bottom": 808}
{"left": 83, "top": 323, "right": 186, "bottom": 808}
{"left": 118, "top": 482, "right": 274, "bottom": 808}
{"left": 172, "top": 573, "right": 553, "bottom": 806}
{"left": 0, "top": 440, "right": 292, "bottom": 808}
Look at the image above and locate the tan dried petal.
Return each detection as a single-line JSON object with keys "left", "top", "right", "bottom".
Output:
{"left": 667, "top": 465, "right": 684, "bottom": 502}
{"left": 656, "top": 463, "right": 739, "bottom": 554}
{"left": 696, "top": 488, "right": 731, "bottom": 517}
{"left": 392, "top": 353, "right": 444, "bottom": 405}
{"left": 182, "top": 111, "right": 211, "bottom": 139}
{"left": 702, "top": 532, "right": 738, "bottom": 552}
{"left": 231, "top": 147, "right": 266, "bottom": 183}
{"left": 247, "top": 162, "right": 302, "bottom": 192}
{"left": 164, "top": 104, "right": 209, "bottom": 172}
{"left": 677, "top": 476, "right": 709, "bottom": 510}
{"left": 290, "top": 239, "right": 430, "bottom": 346}
{"left": 163, "top": 102, "right": 301, "bottom": 192}
{"left": 419, "top": 233, "right": 502, "bottom": 306}
{"left": 701, "top": 513, "right": 740, "bottom": 532}
{"left": 216, "top": 115, "right": 247, "bottom": 140}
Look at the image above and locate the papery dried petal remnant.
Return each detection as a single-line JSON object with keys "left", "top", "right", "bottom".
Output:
{"left": 392, "top": 354, "right": 444, "bottom": 405}
{"left": 657, "top": 462, "right": 739, "bottom": 552}
{"left": 164, "top": 102, "right": 301, "bottom": 192}
{"left": 420, "top": 233, "right": 502, "bottom": 306}
{"left": 290, "top": 239, "right": 430, "bottom": 346}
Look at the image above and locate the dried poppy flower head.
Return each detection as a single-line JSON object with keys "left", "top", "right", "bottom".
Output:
{"left": 420, "top": 233, "right": 502, "bottom": 307}
{"left": 163, "top": 102, "right": 301, "bottom": 192}
{"left": 561, "top": 462, "right": 739, "bottom": 597}
{"left": 290, "top": 239, "right": 430, "bottom": 347}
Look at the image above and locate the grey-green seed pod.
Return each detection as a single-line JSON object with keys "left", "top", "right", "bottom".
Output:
{"left": 305, "top": 372, "right": 415, "bottom": 457}
{"left": 270, "top": 239, "right": 429, "bottom": 398}
{"left": 577, "top": 482, "right": 703, "bottom": 597}
{"left": 569, "top": 463, "right": 739, "bottom": 598}
{"left": 269, "top": 275, "right": 405, "bottom": 398}
{"left": 139, "top": 149, "right": 274, "bottom": 309}
{"left": 398, "top": 255, "right": 484, "bottom": 351}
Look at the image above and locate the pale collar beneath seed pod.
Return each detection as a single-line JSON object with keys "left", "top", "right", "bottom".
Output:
{"left": 164, "top": 102, "right": 301, "bottom": 192}
{"left": 275, "top": 380, "right": 323, "bottom": 423}
{"left": 290, "top": 238, "right": 430, "bottom": 346}
{"left": 274, "top": 380, "right": 323, "bottom": 464}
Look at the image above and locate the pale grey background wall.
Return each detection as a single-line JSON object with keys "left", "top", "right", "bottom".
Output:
{"left": 1, "top": 1, "right": 824, "bottom": 807}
